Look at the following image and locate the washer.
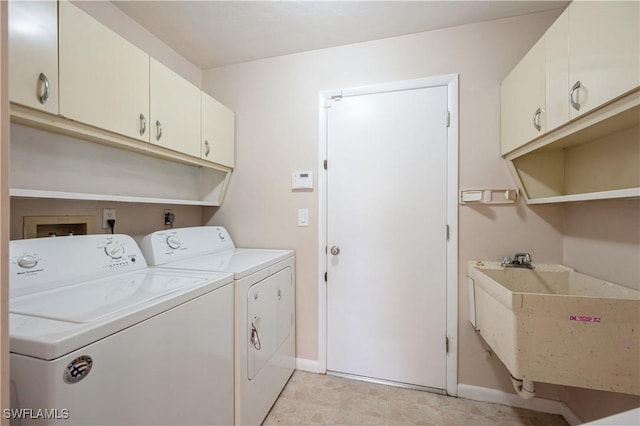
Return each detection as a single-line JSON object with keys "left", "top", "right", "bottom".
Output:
{"left": 141, "top": 226, "right": 295, "bottom": 426}
{"left": 9, "top": 234, "right": 234, "bottom": 426}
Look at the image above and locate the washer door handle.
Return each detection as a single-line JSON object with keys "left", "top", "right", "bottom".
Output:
{"left": 330, "top": 245, "right": 340, "bottom": 256}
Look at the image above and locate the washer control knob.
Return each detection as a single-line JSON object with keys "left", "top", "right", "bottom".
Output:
{"left": 104, "top": 242, "right": 125, "bottom": 259}
{"left": 17, "top": 255, "right": 39, "bottom": 269}
{"left": 166, "top": 235, "right": 181, "bottom": 249}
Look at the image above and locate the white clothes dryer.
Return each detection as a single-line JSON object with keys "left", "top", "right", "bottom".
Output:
{"left": 141, "top": 226, "right": 295, "bottom": 426}
{"left": 9, "top": 234, "right": 234, "bottom": 426}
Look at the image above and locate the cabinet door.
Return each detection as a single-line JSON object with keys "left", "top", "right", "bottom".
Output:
{"left": 150, "top": 58, "right": 201, "bottom": 157}
{"left": 201, "top": 92, "right": 235, "bottom": 168}
{"left": 59, "top": 1, "right": 149, "bottom": 142}
{"left": 545, "top": 8, "right": 569, "bottom": 133}
{"left": 568, "top": 0, "right": 639, "bottom": 119}
{"left": 501, "top": 37, "right": 546, "bottom": 154}
{"left": 8, "top": 0, "right": 58, "bottom": 114}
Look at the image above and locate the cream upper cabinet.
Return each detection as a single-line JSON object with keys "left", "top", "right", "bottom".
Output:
{"left": 544, "top": 8, "right": 569, "bottom": 132}
{"left": 501, "top": 38, "right": 546, "bottom": 154}
{"left": 8, "top": 0, "right": 58, "bottom": 114}
{"left": 201, "top": 92, "right": 235, "bottom": 168}
{"left": 58, "top": 1, "right": 150, "bottom": 142}
{"left": 150, "top": 58, "right": 201, "bottom": 157}
{"left": 567, "top": 0, "right": 639, "bottom": 119}
{"left": 502, "top": 1, "right": 639, "bottom": 154}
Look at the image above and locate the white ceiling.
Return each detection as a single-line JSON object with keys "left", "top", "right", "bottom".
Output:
{"left": 111, "top": 1, "right": 569, "bottom": 70}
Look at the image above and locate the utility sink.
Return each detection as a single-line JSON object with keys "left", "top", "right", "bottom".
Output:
{"left": 468, "top": 261, "right": 640, "bottom": 395}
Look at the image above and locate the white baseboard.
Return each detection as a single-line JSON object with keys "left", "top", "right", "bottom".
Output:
{"left": 295, "top": 358, "right": 319, "bottom": 373}
{"left": 457, "top": 384, "right": 582, "bottom": 426}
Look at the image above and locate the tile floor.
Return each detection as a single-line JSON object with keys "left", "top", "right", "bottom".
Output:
{"left": 263, "top": 371, "right": 569, "bottom": 426}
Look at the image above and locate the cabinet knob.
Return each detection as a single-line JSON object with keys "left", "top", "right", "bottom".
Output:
{"left": 38, "top": 73, "right": 50, "bottom": 105}
{"left": 156, "top": 120, "right": 163, "bottom": 141}
{"left": 204, "top": 140, "right": 210, "bottom": 156}
{"left": 330, "top": 245, "right": 340, "bottom": 256}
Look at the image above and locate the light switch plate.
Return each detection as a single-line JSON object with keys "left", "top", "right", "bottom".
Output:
{"left": 298, "top": 209, "right": 309, "bottom": 227}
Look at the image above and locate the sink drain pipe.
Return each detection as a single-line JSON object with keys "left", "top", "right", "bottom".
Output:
{"left": 510, "top": 375, "right": 536, "bottom": 399}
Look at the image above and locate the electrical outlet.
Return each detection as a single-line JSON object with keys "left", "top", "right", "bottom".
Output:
{"left": 103, "top": 208, "right": 116, "bottom": 228}
{"left": 164, "top": 209, "right": 175, "bottom": 226}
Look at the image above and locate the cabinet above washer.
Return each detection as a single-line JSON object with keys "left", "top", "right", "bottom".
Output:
{"left": 8, "top": 0, "right": 235, "bottom": 206}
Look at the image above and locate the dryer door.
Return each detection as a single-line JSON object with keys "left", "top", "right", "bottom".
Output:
{"left": 247, "top": 267, "right": 292, "bottom": 380}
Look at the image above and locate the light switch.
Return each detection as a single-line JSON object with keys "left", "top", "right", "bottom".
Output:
{"left": 298, "top": 209, "right": 309, "bottom": 227}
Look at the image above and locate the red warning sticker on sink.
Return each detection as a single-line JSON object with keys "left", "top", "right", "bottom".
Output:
{"left": 569, "top": 315, "right": 601, "bottom": 323}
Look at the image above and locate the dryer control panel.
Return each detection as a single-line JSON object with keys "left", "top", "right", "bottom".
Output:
{"left": 9, "top": 235, "right": 146, "bottom": 298}
{"left": 140, "top": 226, "right": 235, "bottom": 266}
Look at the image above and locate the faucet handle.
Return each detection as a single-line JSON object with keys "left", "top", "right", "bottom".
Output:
{"left": 513, "top": 253, "right": 532, "bottom": 265}
{"left": 500, "top": 256, "right": 512, "bottom": 267}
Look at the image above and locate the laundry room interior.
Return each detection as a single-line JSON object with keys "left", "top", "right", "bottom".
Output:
{"left": 1, "top": 1, "right": 639, "bottom": 426}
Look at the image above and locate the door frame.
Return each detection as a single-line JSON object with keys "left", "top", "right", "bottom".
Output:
{"left": 317, "top": 75, "right": 459, "bottom": 396}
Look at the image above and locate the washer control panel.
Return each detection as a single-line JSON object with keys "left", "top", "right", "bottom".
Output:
{"left": 140, "top": 226, "right": 235, "bottom": 266}
{"left": 9, "top": 235, "right": 146, "bottom": 298}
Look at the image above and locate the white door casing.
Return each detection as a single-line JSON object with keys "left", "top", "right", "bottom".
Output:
{"left": 318, "top": 75, "right": 459, "bottom": 395}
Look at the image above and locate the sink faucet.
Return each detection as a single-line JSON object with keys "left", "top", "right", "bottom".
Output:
{"left": 501, "top": 253, "right": 533, "bottom": 269}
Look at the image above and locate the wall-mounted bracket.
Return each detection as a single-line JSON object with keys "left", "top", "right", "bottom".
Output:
{"left": 460, "top": 189, "right": 519, "bottom": 204}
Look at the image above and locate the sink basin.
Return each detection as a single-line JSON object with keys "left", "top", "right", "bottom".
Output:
{"left": 468, "top": 261, "right": 640, "bottom": 395}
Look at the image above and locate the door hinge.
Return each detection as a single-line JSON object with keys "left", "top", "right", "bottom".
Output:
{"left": 446, "top": 110, "right": 450, "bottom": 128}
{"left": 446, "top": 336, "right": 449, "bottom": 353}
{"left": 446, "top": 224, "right": 450, "bottom": 241}
{"left": 323, "top": 160, "right": 327, "bottom": 170}
{"left": 324, "top": 272, "right": 328, "bottom": 282}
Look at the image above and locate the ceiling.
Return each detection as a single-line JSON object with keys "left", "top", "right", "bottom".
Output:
{"left": 111, "top": 1, "right": 569, "bottom": 70}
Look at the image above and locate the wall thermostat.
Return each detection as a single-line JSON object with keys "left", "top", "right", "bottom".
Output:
{"left": 292, "top": 171, "right": 313, "bottom": 190}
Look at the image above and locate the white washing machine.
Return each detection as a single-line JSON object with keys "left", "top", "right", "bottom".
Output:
{"left": 141, "top": 226, "right": 295, "bottom": 426}
{"left": 9, "top": 234, "right": 234, "bottom": 426}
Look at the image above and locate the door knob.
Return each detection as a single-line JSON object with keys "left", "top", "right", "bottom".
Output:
{"left": 330, "top": 246, "right": 340, "bottom": 256}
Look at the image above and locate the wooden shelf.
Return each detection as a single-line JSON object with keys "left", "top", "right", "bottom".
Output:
{"left": 525, "top": 188, "right": 640, "bottom": 205}
{"left": 505, "top": 89, "right": 640, "bottom": 204}
{"left": 9, "top": 188, "right": 220, "bottom": 206}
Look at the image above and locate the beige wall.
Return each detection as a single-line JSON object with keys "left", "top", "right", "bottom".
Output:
{"left": 1, "top": 1, "right": 9, "bottom": 422}
{"left": 202, "top": 10, "right": 567, "bottom": 397}
{"left": 564, "top": 199, "right": 640, "bottom": 290}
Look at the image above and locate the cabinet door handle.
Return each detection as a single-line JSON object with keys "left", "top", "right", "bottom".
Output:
{"left": 532, "top": 107, "right": 542, "bottom": 132}
{"left": 569, "top": 81, "right": 581, "bottom": 111}
{"left": 139, "top": 114, "right": 147, "bottom": 136}
{"left": 156, "top": 120, "right": 162, "bottom": 141}
{"left": 38, "top": 72, "right": 50, "bottom": 105}
{"left": 204, "top": 140, "right": 211, "bottom": 156}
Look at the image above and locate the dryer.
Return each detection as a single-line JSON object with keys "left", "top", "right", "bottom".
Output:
{"left": 9, "top": 234, "right": 234, "bottom": 426}
{"left": 141, "top": 226, "right": 295, "bottom": 426}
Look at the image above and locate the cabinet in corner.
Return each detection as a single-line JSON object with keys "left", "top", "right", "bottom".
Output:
{"left": 201, "top": 92, "right": 235, "bottom": 168}
{"left": 8, "top": 0, "right": 58, "bottom": 115}
{"left": 501, "top": 1, "right": 639, "bottom": 155}
{"left": 500, "top": 0, "right": 639, "bottom": 204}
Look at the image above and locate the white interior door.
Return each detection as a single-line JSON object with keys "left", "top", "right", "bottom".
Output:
{"left": 326, "top": 85, "right": 449, "bottom": 390}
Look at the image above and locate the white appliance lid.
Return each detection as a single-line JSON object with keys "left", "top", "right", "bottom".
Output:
{"left": 154, "top": 248, "right": 294, "bottom": 279}
{"left": 10, "top": 268, "right": 233, "bottom": 360}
